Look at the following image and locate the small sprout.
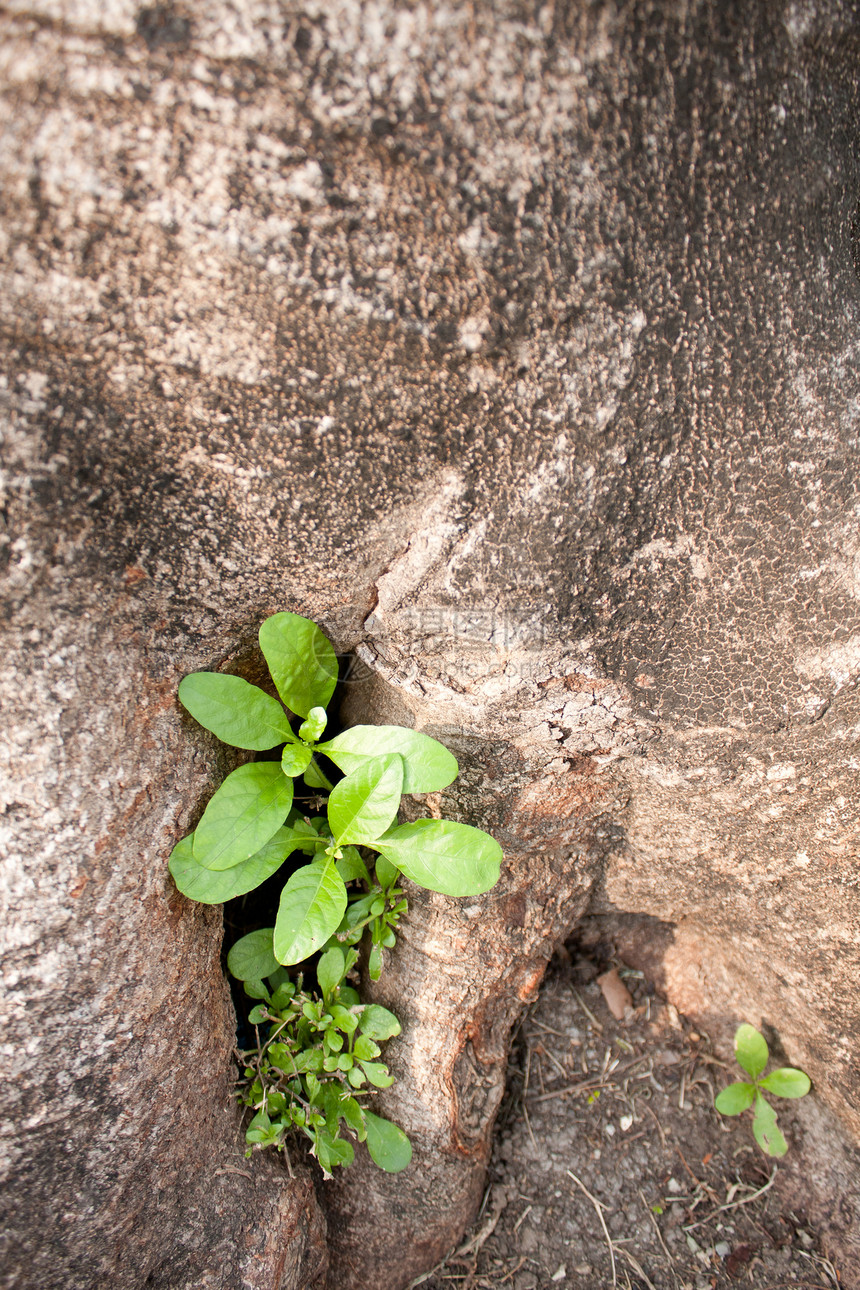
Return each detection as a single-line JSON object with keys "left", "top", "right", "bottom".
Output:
{"left": 715, "top": 1024, "right": 811, "bottom": 1157}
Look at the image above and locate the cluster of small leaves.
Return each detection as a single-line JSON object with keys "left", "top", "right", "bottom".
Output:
{"left": 169, "top": 611, "right": 503, "bottom": 1174}
{"left": 231, "top": 939, "right": 410, "bottom": 1174}
{"left": 715, "top": 1024, "right": 811, "bottom": 1157}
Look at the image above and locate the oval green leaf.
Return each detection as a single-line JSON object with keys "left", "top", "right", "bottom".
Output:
{"left": 734, "top": 1024, "right": 769, "bottom": 1079}
{"left": 303, "top": 758, "right": 330, "bottom": 789}
{"left": 359, "top": 1061, "right": 394, "bottom": 1088}
{"left": 258, "top": 612, "right": 338, "bottom": 718}
{"left": 336, "top": 847, "right": 371, "bottom": 884}
{"left": 245, "top": 1109, "right": 272, "bottom": 1144}
{"left": 192, "top": 762, "right": 293, "bottom": 871}
{"left": 317, "top": 945, "right": 348, "bottom": 1001}
{"left": 328, "top": 754, "right": 404, "bottom": 845}
{"left": 354, "top": 1035, "right": 381, "bottom": 1061}
{"left": 169, "top": 826, "right": 300, "bottom": 904}
{"left": 227, "top": 928, "right": 279, "bottom": 981}
{"left": 752, "top": 1093, "right": 788, "bottom": 1157}
{"left": 363, "top": 1111, "right": 412, "bottom": 1173}
{"left": 243, "top": 978, "right": 270, "bottom": 1002}
{"left": 374, "top": 854, "right": 399, "bottom": 890}
{"left": 315, "top": 1130, "right": 354, "bottom": 1173}
{"left": 318, "top": 725, "right": 458, "bottom": 793}
{"left": 273, "top": 858, "right": 348, "bottom": 965}
{"left": 179, "top": 672, "right": 293, "bottom": 750}
{"left": 358, "top": 1004, "right": 401, "bottom": 1042}
{"left": 375, "top": 818, "right": 502, "bottom": 897}
{"left": 281, "top": 744, "right": 313, "bottom": 777}
{"left": 759, "top": 1068, "right": 811, "bottom": 1099}
{"left": 339, "top": 1095, "right": 366, "bottom": 1139}
{"left": 714, "top": 1081, "right": 755, "bottom": 1116}
{"left": 299, "top": 706, "right": 328, "bottom": 742}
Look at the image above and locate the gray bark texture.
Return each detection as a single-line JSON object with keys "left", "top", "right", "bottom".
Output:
{"left": 2, "top": 0, "right": 860, "bottom": 1286}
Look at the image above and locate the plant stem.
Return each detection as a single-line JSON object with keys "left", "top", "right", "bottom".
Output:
{"left": 308, "top": 756, "right": 334, "bottom": 790}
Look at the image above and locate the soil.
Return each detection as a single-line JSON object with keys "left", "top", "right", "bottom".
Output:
{"left": 411, "top": 934, "right": 845, "bottom": 1290}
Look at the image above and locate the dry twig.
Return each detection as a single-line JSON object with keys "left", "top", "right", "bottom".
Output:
{"left": 567, "top": 1170, "right": 617, "bottom": 1288}
{"left": 682, "top": 1165, "right": 777, "bottom": 1232}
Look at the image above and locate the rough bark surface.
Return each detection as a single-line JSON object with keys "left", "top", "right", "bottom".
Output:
{"left": 2, "top": 2, "right": 859, "bottom": 1288}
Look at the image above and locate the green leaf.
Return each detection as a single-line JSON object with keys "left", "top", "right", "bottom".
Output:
{"left": 328, "top": 1004, "right": 359, "bottom": 1034}
{"left": 341, "top": 893, "right": 376, "bottom": 928}
{"left": 169, "top": 826, "right": 301, "bottom": 904}
{"left": 368, "top": 944, "right": 383, "bottom": 980}
{"left": 328, "top": 755, "right": 404, "bottom": 845}
{"left": 376, "top": 818, "right": 502, "bottom": 897}
{"left": 734, "top": 1024, "right": 770, "bottom": 1079}
{"left": 299, "top": 707, "right": 328, "bottom": 742}
{"left": 752, "top": 1093, "right": 788, "bottom": 1157}
{"left": 228, "top": 928, "right": 279, "bottom": 981}
{"left": 248, "top": 1004, "right": 268, "bottom": 1024}
{"left": 315, "top": 1129, "right": 354, "bottom": 1173}
{"left": 292, "top": 1049, "right": 324, "bottom": 1075}
{"left": 179, "top": 672, "right": 293, "bottom": 750}
{"left": 374, "top": 854, "right": 399, "bottom": 890}
{"left": 322, "top": 1083, "right": 346, "bottom": 1128}
{"left": 303, "top": 759, "right": 330, "bottom": 789}
{"left": 358, "top": 1004, "right": 401, "bottom": 1042}
{"left": 317, "top": 945, "right": 348, "bottom": 1001}
{"left": 359, "top": 1060, "right": 394, "bottom": 1088}
{"left": 354, "top": 1035, "right": 381, "bottom": 1061}
{"left": 340, "top": 1095, "right": 367, "bottom": 1139}
{"left": 245, "top": 1110, "right": 273, "bottom": 1144}
{"left": 291, "top": 813, "right": 327, "bottom": 836}
{"left": 268, "top": 1042, "right": 295, "bottom": 1073}
{"left": 243, "top": 978, "right": 270, "bottom": 1002}
{"left": 281, "top": 745, "right": 313, "bottom": 777}
{"left": 259, "top": 612, "right": 338, "bottom": 718}
{"left": 269, "top": 982, "right": 296, "bottom": 1011}
{"left": 714, "top": 1081, "right": 755, "bottom": 1116}
{"left": 336, "top": 847, "right": 371, "bottom": 884}
{"left": 363, "top": 1111, "right": 412, "bottom": 1173}
{"left": 192, "top": 762, "right": 293, "bottom": 871}
{"left": 288, "top": 817, "right": 328, "bottom": 856}
{"left": 319, "top": 725, "right": 458, "bottom": 793}
{"left": 273, "top": 859, "right": 348, "bottom": 965}
{"left": 759, "top": 1067, "right": 811, "bottom": 1099}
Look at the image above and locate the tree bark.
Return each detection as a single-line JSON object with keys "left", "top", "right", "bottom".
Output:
{"left": 2, "top": 1, "right": 860, "bottom": 1286}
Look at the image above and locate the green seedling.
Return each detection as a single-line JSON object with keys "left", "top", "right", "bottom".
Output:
{"left": 714, "top": 1023, "right": 811, "bottom": 1157}
{"left": 169, "top": 610, "right": 503, "bottom": 1173}
{"left": 232, "top": 942, "right": 410, "bottom": 1175}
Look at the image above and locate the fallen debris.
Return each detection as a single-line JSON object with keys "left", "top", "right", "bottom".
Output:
{"left": 596, "top": 967, "right": 633, "bottom": 1020}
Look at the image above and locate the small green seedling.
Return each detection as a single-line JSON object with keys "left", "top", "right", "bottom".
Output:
{"left": 232, "top": 941, "right": 410, "bottom": 1173}
{"left": 714, "top": 1024, "right": 811, "bottom": 1157}
{"left": 170, "top": 611, "right": 503, "bottom": 1175}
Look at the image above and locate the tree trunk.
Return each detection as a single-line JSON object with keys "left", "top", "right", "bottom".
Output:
{"left": 2, "top": 1, "right": 859, "bottom": 1286}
